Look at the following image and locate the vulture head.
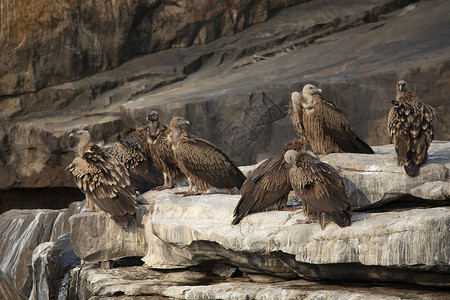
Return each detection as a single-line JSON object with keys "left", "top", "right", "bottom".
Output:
{"left": 69, "top": 130, "right": 90, "bottom": 141}
{"left": 284, "top": 150, "right": 298, "bottom": 166}
{"left": 397, "top": 80, "right": 408, "bottom": 92}
{"left": 396, "top": 80, "right": 409, "bottom": 100}
{"left": 301, "top": 84, "right": 322, "bottom": 109}
{"left": 69, "top": 130, "right": 91, "bottom": 155}
{"left": 147, "top": 110, "right": 159, "bottom": 122}
{"left": 170, "top": 116, "right": 190, "bottom": 128}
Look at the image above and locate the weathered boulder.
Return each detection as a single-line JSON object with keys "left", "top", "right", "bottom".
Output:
{"left": 29, "top": 233, "right": 80, "bottom": 300}
{"left": 138, "top": 192, "right": 450, "bottom": 286}
{"left": 321, "top": 141, "right": 450, "bottom": 210}
{"left": 67, "top": 142, "right": 450, "bottom": 288}
{"left": 71, "top": 264, "right": 450, "bottom": 299}
{"left": 69, "top": 208, "right": 147, "bottom": 262}
{"left": 0, "top": 202, "right": 83, "bottom": 300}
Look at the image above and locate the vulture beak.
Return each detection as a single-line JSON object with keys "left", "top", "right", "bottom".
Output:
{"left": 69, "top": 133, "right": 75, "bottom": 138}
{"left": 317, "top": 88, "right": 323, "bottom": 93}
{"left": 184, "top": 120, "right": 190, "bottom": 125}
{"left": 147, "top": 112, "right": 157, "bottom": 121}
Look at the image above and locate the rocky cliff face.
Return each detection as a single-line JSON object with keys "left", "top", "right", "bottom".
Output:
{"left": 1, "top": 0, "right": 449, "bottom": 198}
{"left": 1, "top": 142, "right": 449, "bottom": 299}
{"left": 0, "top": 1, "right": 449, "bottom": 298}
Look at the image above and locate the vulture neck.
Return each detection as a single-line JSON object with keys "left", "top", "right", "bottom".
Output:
{"left": 396, "top": 90, "right": 404, "bottom": 101}
{"left": 148, "top": 121, "right": 159, "bottom": 138}
{"left": 302, "top": 93, "right": 315, "bottom": 109}
{"left": 77, "top": 135, "right": 90, "bottom": 156}
{"left": 170, "top": 126, "right": 183, "bottom": 144}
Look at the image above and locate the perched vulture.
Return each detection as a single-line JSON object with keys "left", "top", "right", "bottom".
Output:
{"left": 289, "top": 84, "right": 374, "bottom": 154}
{"left": 146, "top": 111, "right": 186, "bottom": 190}
{"left": 168, "top": 116, "right": 246, "bottom": 196}
{"left": 388, "top": 80, "right": 436, "bottom": 176}
{"left": 67, "top": 130, "right": 138, "bottom": 227}
{"left": 232, "top": 138, "right": 306, "bottom": 225}
{"left": 108, "top": 115, "right": 164, "bottom": 193}
{"left": 284, "top": 149, "right": 352, "bottom": 230}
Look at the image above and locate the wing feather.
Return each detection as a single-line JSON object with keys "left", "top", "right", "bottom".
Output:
{"left": 175, "top": 137, "right": 245, "bottom": 190}
{"left": 67, "top": 144, "right": 138, "bottom": 226}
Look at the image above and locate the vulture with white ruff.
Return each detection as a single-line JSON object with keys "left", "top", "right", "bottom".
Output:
{"left": 289, "top": 84, "right": 374, "bottom": 154}
{"left": 67, "top": 130, "right": 138, "bottom": 227}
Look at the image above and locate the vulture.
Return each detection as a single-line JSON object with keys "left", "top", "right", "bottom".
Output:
{"left": 388, "top": 80, "right": 436, "bottom": 177}
{"left": 108, "top": 115, "right": 164, "bottom": 194}
{"left": 289, "top": 84, "right": 374, "bottom": 154}
{"left": 284, "top": 149, "right": 352, "bottom": 230}
{"left": 67, "top": 130, "right": 139, "bottom": 227}
{"left": 232, "top": 138, "right": 306, "bottom": 225}
{"left": 146, "top": 111, "right": 186, "bottom": 190}
{"left": 168, "top": 116, "right": 246, "bottom": 196}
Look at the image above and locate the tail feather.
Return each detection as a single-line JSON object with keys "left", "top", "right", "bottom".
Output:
{"left": 356, "top": 137, "right": 374, "bottom": 154}
{"left": 231, "top": 216, "right": 242, "bottom": 225}
{"left": 404, "top": 163, "right": 419, "bottom": 177}
{"left": 111, "top": 213, "right": 135, "bottom": 228}
{"left": 331, "top": 211, "right": 352, "bottom": 228}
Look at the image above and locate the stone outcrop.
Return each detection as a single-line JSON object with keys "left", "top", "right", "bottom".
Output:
{"left": 322, "top": 141, "right": 450, "bottom": 210}
{"left": 1, "top": 142, "right": 449, "bottom": 299}
{"left": 0, "top": 202, "right": 83, "bottom": 300}
{"left": 70, "top": 264, "right": 450, "bottom": 299}
{"left": 66, "top": 143, "right": 450, "bottom": 290}
{"left": 29, "top": 233, "right": 80, "bottom": 300}
{"left": 1, "top": 0, "right": 449, "bottom": 196}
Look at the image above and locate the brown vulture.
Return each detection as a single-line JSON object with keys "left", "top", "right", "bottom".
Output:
{"left": 168, "top": 116, "right": 246, "bottom": 196}
{"left": 232, "top": 138, "right": 306, "bottom": 225}
{"left": 108, "top": 115, "right": 164, "bottom": 194}
{"left": 145, "top": 111, "right": 186, "bottom": 190}
{"left": 388, "top": 80, "right": 436, "bottom": 176}
{"left": 67, "top": 130, "right": 138, "bottom": 227}
{"left": 284, "top": 149, "right": 352, "bottom": 230}
{"left": 289, "top": 84, "right": 374, "bottom": 154}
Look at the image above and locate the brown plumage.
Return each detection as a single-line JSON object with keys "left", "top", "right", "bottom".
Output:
{"left": 289, "top": 84, "right": 374, "bottom": 154}
{"left": 67, "top": 130, "right": 138, "bottom": 227}
{"left": 232, "top": 139, "right": 306, "bottom": 225}
{"left": 145, "top": 111, "right": 186, "bottom": 190}
{"left": 284, "top": 149, "right": 352, "bottom": 230}
{"left": 108, "top": 116, "right": 164, "bottom": 194}
{"left": 388, "top": 80, "right": 436, "bottom": 177}
{"left": 168, "top": 116, "right": 246, "bottom": 196}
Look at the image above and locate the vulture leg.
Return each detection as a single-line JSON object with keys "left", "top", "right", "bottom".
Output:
{"left": 175, "top": 178, "right": 201, "bottom": 196}
{"left": 225, "top": 188, "right": 238, "bottom": 195}
{"left": 153, "top": 173, "right": 175, "bottom": 191}
{"left": 296, "top": 216, "right": 314, "bottom": 224}
{"left": 85, "top": 197, "right": 97, "bottom": 212}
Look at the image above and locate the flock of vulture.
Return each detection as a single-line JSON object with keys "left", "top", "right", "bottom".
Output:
{"left": 67, "top": 80, "right": 436, "bottom": 229}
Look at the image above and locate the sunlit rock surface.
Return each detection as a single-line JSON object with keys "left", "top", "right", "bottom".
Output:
{"left": 66, "top": 142, "right": 450, "bottom": 289}
{"left": 321, "top": 141, "right": 450, "bottom": 210}
{"left": 72, "top": 264, "right": 450, "bottom": 300}
{"left": 2, "top": 141, "right": 450, "bottom": 299}
{"left": 29, "top": 233, "right": 80, "bottom": 300}
{"left": 0, "top": 202, "right": 83, "bottom": 300}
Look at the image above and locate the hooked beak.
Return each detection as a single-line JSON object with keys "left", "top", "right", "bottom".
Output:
{"left": 147, "top": 113, "right": 157, "bottom": 121}
{"left": 69, "top": 133, "right": 75, "bottom": 138}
